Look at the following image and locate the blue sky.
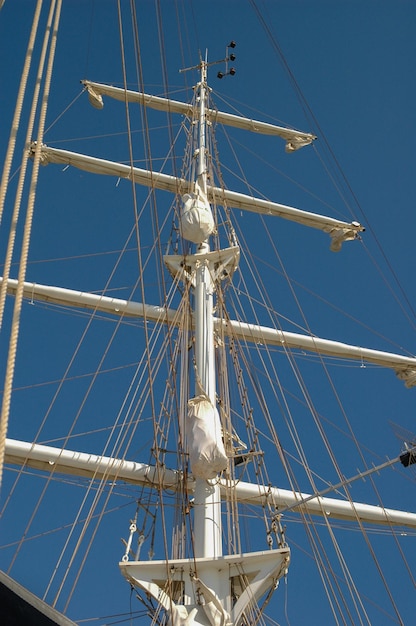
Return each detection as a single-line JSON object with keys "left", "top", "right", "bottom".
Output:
{"left": 1, "top": 1, "right": 416, "bottom": 624}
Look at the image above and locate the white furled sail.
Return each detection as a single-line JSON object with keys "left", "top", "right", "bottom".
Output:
{"left": 186, "top": 395, "right": 228, "bottom": 480}
{"left": 181, "top": 187, "right": 215, "bottom": 244}
{"left": 1, "top": 5, "right": 415, "bottom": 626}
{"left": 82, "top": 80, "right": 317, "bottom": 152}
{"left": 33, "top": 143, "right": 364, "bottom": 250}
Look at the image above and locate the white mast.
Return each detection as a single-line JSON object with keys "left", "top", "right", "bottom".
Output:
{"left": 119, "top": 51, "right": 290, "bottom": 625}
{"left": 9, "top": 44, "right": 415, "bottom": 624}
{"left": 192, "top": 54, "right": 223, "bottom": 561}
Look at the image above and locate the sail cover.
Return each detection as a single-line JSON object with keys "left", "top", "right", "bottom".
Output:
{"left": 180, "top": 190, "right": 215, "bottom": 244}
{"left": 186, "top": 395, "right": 228, "bottom": 479}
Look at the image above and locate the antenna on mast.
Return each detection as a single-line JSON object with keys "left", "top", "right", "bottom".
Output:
{"left": 179, "top": 42, "right": 236, "bottom": 78}
{"left": 217, "top": 40, "right": 237, "bottom": 79}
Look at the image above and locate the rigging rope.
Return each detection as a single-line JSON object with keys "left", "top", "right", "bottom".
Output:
{"left": 249, "top": 0, "right": 416, "bottom": 333}
{"left": 1, "top": 2, "right": 413, "bottom": 623}
{"left": 0, "top": 0, "right": 62, "bottom": 490}
{"left": 214, "top": 88, "right": 411, "bottom": 619}
{"left": 0, "top": 0, "right": 42, "bottom": 235}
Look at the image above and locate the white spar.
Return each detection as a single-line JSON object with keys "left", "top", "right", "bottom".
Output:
{"left": 5, "top": 437, "right": 416, "bottom": 528}
{"left": 2, "top": 277, "right": 416, "bottom": 385}
{"left": 33, "top": 144, "right": 363, "bottom": 250}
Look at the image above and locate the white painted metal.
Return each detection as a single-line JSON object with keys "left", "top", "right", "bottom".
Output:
{"left": 2, "top": 277, "right": 416, "bottom": 384}
{"left": 193, "top": 254, "right": 223, "bottom": 560}
{"left": 5, "top": 438, "right": 416, "bottom": 527}
{"left": 82, "top": 79, "right": 316, "bottom": 151}
{"left": 190, "top": 59, "right": 223, "bottom": 565}
{"left": 120, "top": 548, "right": 290, "bottom": 625}
{"left": 218, "top": 318, "right": 416, "bottom": 387}
{"left": 4, "top": 57, "right": 412, "bottom": 624}
{"left": 33, "top": 144, "right": 363, "bottom": 247}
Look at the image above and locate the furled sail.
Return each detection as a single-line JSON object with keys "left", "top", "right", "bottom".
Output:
{"left": 2, "top": 4, "right": 415, "bottom": 625}
{"left": 2, "top": 277, "right": 415, "bottom": 385}
{"left": 186, "top": 395, "right": 228, "bottom": 480}
{"left": 180, "top": 186, "right": 215, "bottom": 244}
{"left": 82, "top": 80, "right": 317, "bottom": 152}
{"left": 32, "top": 144, "right": 364, "bottom": 250}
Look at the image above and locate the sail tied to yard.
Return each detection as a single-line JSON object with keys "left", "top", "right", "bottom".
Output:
{"left": 2, "top": 8, "right": 416, "bottom": 625}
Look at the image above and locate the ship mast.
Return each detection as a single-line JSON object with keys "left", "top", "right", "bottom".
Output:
{"left": 192, "top": 54, "right": 222, "bottom": 561}
{"left": 4, "top": 37, "right": 416, "bottom": 624}
{"left": 118, "top": 51, "right": 290, "bottom": 625}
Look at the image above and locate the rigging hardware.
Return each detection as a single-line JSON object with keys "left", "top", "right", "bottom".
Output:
{"left": 400, "top": 443, "right": 416, "bottom": 467}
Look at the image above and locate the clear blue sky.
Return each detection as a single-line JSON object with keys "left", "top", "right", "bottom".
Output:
{"left": 0, "top": 1, "right": 415, "bottom": 624}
